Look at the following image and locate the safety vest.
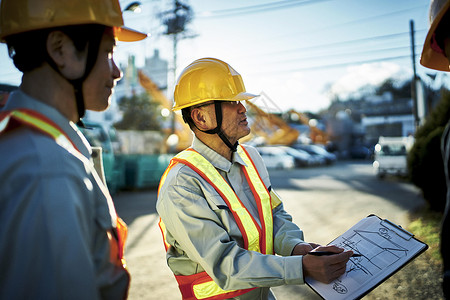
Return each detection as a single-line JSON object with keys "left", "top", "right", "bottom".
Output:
{"left": 158, "top": 145, "right": 281, "bottom": 300}
{"left": 0, "top": 108, "right": 128, "bottom": 271}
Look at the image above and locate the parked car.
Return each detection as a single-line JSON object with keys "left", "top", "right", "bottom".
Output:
{"left": 349, "top": 145, "right": 372, "bottom": 160}
{"left": 256, "top": 146, "right": 295, "bottom": 170}
{"left": 275, "top": 146, "right": 316, "bottom": 167}
{"left": 292, "top": 144, "right": 337, "bottom": 165}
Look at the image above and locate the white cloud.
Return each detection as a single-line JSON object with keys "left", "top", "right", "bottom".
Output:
{"left": 330, "top": 62, "right": 411, "bottom": 99}
{"left": 246, "top": 71, "right": 331, "bottom": 113}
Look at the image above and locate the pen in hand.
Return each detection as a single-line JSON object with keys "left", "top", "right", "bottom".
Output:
{"left": 307, "top": 251, "right": 362, "bottom": 257}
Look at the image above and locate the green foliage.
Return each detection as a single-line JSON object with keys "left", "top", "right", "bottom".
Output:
{"left": 408, "top": 209, "right": 442, "bottom": 262}
{"left": 114, "top": 93, "right": 162, "bottom": 131}
{"left": 408, "top": 89, "right": 450, "bottom": 212}
{"left": 375, "top": 78, "right": 411, "bottom": 99}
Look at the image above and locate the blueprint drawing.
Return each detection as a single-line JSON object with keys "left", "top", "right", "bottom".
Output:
{"left": 305, "top": 215, "right": 427, "bottom": 300}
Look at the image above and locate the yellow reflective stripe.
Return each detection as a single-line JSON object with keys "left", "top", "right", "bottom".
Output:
{"left": 175, "top": 150, "right": 261, "bottom": 252}
{"left": 161, "top": 148, "right": 276, "bottom": 300}
{"left": 158, "top": 161, "right": 181, "bottom": 251}
{"left": 269, "top": 189, "right": 282, "bottom": 209}
{"left": 158, "top": 160, "right": 178, "bottom": 196}
{"left": 193, "top": 281, "right": 236, "bottom": 299}
{"left": 13, "top": 110, "right": 60, "bottom": 139}
{"left": 237, "top": 146, "right": 274, "bottom": 255}
{"left": 158, "top": 218, "right": 171, "bottom": 251}
{"left": 9, "top": 110, "right": 77, "bottom": 154}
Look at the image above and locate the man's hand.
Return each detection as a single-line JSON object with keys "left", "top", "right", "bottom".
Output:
{"left": 291, "top": 242, "right": 320, "bottom": 256}
{"left": 302, "top": 245, "right": 353, "bottom": 284}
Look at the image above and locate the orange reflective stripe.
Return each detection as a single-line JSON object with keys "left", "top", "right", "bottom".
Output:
{"left": 238, "top": 146, "right": 274, "bottom": 255}
{"left": 0, "top": 108, "right": 128, "bottom": 270}
{"left": 174, "top": 149, "right": 261, "bottom": 252}
{"left": 0, "top": 109, "right": 79, "bottom": 153}
{"left": 116, "top": 217, "right": 128, "bottom": 263}
{"left": 157, "top": 160, "right": 180, "bottom": 252}
{"left": 158, "top": 217, "right": 171, "bottom": 251}
{"left": 175, "top": 272, "right": 255, "bottom": 300}
{"left": 158, "top": 146, "right": 274, "bottom": 300}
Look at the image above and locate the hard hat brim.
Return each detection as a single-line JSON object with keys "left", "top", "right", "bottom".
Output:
{"left": 172, "top": 92, "right": 259, "bottom": 111}
{"left": 420, "top": 1, "right": 450, "bottom": 71}
{"left": 114, "top": 26, "right": 148, "bottom": 42}
{"left": 234, "top": 92, "right": 259, "bottom": 101}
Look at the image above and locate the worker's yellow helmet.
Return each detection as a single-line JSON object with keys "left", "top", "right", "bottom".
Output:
{"left": 173, "top": 57, "right": 258, "bottom": 111}
{"left": 420, "top": 0, "right": 450, "bottom": 71}
{"left": 0, "top": 0, "right": 147, "bottom": 42}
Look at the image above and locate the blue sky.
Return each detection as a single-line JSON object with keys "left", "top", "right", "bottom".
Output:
{"left": 0, "top": 0, "right": 439, "bottom": 113}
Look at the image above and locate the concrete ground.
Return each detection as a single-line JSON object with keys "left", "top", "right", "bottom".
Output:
{"left": 114, "top": 160, "right": 427, "bottom": 299}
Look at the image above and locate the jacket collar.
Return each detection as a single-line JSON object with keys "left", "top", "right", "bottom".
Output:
{"left": 191, "top": 135, "right": 247, "bottom": 173}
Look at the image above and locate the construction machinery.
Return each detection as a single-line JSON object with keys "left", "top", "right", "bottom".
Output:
{"left": 288, "top": 109, "right": 329, "bottom": 145}
{"left": 244, "top": 100, "right": 299, "bottom": 146}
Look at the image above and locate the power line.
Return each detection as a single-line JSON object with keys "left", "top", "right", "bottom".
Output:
{"left": 240, "top": 29, "right": 427, "bottom": 59}
{"left": 196, "top": 0, "right": 331, "bottom": 18}
{"left": 249, "top": 54, "right": 417, "bottom": 75}
{"left": 259, "top": 44, "right": 423, "bottom": 66}
{"left": 254, "top": 4, "right": 428, "bottom": 43}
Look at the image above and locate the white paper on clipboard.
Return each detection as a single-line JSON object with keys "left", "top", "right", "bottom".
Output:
{"left": 305, "top": 215, "right": 428, "bottom": 300}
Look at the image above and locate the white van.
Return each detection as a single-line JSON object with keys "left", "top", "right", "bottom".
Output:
{"left": 373, "top": 136, "right": 414, "bottom": 178}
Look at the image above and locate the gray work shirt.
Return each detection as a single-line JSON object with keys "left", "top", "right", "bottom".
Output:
{"left": 0, "top": 90, "right": 129, "bottom": 299}
{"left": 157, "top": 136, "right": 307, "bottom": 300}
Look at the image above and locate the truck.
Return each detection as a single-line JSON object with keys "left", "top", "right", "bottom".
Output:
{"left": 373, "top": 136, "right": 414, "bottom": 178}
{"left": 78, "top": 121, "right": 172, "bottom": 194}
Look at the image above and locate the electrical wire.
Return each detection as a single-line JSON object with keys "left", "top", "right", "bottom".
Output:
{"left": 196, "top": 0, "right": 331, "bottom": 18}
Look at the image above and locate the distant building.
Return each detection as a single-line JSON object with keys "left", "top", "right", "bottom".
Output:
{"left": 143, "top": 49, "right": 168, "bottom": 90}
{"left": 326, "top": 96, "right": 415, "bottom": 153}
{"left": 85, "top": 49, "right": 169, "bottom": 126}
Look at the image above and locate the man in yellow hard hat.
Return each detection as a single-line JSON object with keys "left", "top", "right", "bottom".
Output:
{"left": 420, "top": 0, "right": 450, "bottom": 297}
{"left": 0, "top": 0, "right": 146, "bottom": 299}
{"left": 156, "top": 57, "right": 353, "bottom": 300}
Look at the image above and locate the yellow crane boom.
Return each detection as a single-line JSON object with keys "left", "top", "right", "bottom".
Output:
{"left": 245, "top": 100, "right": 299, "bottom": 145}
{"left": 138, "top": 70, "right": 192, "bottom": 152}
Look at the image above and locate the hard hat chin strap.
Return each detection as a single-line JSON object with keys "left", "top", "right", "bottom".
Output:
{"left": 45, "top": 29, "right": 103, "bottom": 126}
{"left": 201, "top": 102, "right": 239, "bottom": 152}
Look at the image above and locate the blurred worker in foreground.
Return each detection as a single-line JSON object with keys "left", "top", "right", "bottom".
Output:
{"left": 156, "top": 57, "right": 353, "bottom": 299}
{"left": 0, "top": 0, "right": 146, "bottom": 299}
{"left": 420, "top": 0, "right": 450, "bottom": 297}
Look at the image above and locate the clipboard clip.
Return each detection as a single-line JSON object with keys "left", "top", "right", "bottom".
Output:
{"left": 381, "top": 219, "right": 414, "bottom": 241}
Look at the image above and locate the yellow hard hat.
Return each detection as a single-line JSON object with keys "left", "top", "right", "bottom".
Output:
{"left": 420, "top": 0, "right": 450, "bottom": 71}
{"left": 173, "top": 57, "right": 258, "bottom": 111}
{"left": 0, "top": 0, "right": 147, "bottom": 42}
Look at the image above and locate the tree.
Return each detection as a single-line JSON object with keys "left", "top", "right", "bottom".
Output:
{"left": 408, "top": 88, "right": 450, "bottom": 211}
{"left": 114, "top": 93, "right": 162, "bottom": 131}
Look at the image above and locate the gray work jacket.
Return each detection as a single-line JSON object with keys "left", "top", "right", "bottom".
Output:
{"left": 0, "top": 90, "right": 129, "bottom": 299}
{"left": 157, "top": 136, "right": 307, "bottom": 300}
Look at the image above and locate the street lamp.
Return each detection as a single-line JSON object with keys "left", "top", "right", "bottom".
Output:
{"left": 124, "top": 1, "right": 142, "bottom": 13}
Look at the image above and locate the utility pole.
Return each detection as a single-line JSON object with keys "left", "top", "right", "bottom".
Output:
{"left": 410, "top": 20, "right": 420, "bottom": 130}
{"left": 162, "top": 0, "right": 193, "bottom": 134}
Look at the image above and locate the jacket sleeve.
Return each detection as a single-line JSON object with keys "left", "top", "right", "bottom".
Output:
{"left": 156, "top": 165, "right": 305, "bottom": 291}
{"left": 271, "top": 196, "right": 307, "bottom": 256}
{"left": 0, "top": 173, "right": 101, "bottom": 300}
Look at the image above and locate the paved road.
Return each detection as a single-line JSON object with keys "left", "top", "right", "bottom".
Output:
{"left": 114, "top": 160, "right": 425, "bottom": 299}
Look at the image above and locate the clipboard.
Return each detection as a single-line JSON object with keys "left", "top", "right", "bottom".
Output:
{"left": 305, "top": 214, "right": 428, "bottom": 300}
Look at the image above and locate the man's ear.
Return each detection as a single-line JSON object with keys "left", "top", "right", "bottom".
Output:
{"left": 46, "top": 31, "right": 86, "bottom": 79}
{"left": 191, "top": 107, "right": 210, "bottom": 131}
{"left": 46, "top": 31, "right": 67, "bottom": 69}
